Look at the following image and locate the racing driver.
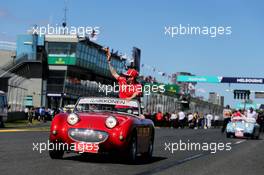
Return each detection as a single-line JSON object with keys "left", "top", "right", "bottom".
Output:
{"left": 105, "top": 48, "right": 142, "bottom": 103}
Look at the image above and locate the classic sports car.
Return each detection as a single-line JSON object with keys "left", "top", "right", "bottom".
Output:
{"left": 49, "top": 97, "right": 155, "bottom": 162}
{"left": 226, "top": 116, "right": 260, "bottom": 139}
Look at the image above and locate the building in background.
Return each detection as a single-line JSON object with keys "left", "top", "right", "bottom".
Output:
{"left": 0, "top": 41, "right": 28, "bottom": 112}
{"left": 220, "top": 96, "right": 224, "bottom": 107}
{"left": 1, "top": 34, "right": 224, "bottom": 115}
{"left": 208, "top": 92, "right": 224, "bottom": 106}
{"left": 44, "top": 34, "right": 125, "bottom": 108}
{"left": 0, "top": 50, "right": 15, "bottom": 65}
{"left": 131, "top": 47, "right": 141, "bottom": 72}
{"left": 1, "top": 33, "right": 129, "bottom": 110}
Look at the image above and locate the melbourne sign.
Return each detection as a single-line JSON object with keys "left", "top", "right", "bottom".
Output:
{"left": 221, "top": 77, "right": 264, "bottom": 84}
{"left": 177, "top": 75, "right": 264, "bottom": 84}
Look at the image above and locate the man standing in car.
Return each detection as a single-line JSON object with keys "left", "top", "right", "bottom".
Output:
{"left": 105, "top": 48, "right": 142, "bottom": 102}
{"left": 247, "top": 107, "right": 257, "bottom": 120}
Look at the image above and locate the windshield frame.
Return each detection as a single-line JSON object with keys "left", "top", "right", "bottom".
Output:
{"left": 74, "top": 97, "right": 141, "bottom": 116}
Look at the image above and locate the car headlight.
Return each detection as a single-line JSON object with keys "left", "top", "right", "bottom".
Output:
{"left": 105, "top": 116, "right": 117, "bottom": 129}
{"left": 67, "top": 113, "right": 79, "bottom": 125}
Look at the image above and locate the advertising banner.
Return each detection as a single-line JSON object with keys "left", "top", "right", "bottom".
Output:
{"left": 221, "top": 77, "right": 264, "bottom": 84}
{"left": 48, "top": 54, "right": 76, "bottom": 65}
{"left": 177, "top": 75, "right": 264, "bottom": 84}
{"left": 177, "top": 75, "right": 222, "bottom": 83}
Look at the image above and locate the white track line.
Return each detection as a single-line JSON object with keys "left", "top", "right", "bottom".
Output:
{"left": 234, "top": 140, "right": 246, "bottom": 145}
{"left": 180, "top": 153, "right": 203, "bottom": 163}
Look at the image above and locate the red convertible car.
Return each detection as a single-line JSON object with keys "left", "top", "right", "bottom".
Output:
{"left": 49, "top": 97, "right": 155, "bottom": 162}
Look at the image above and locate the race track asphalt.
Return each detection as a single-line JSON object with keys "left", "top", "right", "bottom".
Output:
{"left": 0, "top": 127, "right": 263, "bottom": 175}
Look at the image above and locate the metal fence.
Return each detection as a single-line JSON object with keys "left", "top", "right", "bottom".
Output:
{"left": 142, "top": 93, "right": 223, "bottom": 116}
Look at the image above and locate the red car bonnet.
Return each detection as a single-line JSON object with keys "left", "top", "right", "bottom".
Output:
{"left": 76, "top": 112, "right": 131, "bottom": 126}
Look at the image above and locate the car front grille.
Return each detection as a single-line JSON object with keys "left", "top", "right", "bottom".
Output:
{"left": 68, "top": 128, "right": 108, "bottom": 143}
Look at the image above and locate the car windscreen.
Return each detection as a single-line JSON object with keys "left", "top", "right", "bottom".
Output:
{"left": 75, "top": 98, "right": 140, "bottom": 115}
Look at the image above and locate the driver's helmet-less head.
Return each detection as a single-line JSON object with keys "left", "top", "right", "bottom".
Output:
{"left": 123, "top": 69, "right": 139, "bottom": 78}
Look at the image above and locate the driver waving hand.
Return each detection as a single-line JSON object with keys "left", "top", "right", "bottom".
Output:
{"left": 105, "top": 47, "right": 142, "bottom": 103}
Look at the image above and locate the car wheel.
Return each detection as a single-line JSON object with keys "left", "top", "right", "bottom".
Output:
{"left": 127, "top": 135, "right": 137, "bottom": 163}
{"left": 226, "top": 132, "right": 231, "bottom": 138}
{"left": 142, "top": 139, "right": 154, "bottom": 161}
{"left": 49, "top": 143, "right": 64, "bottom": 159}
{"left": 255, "top": 128, "right": 260, "bottom": 140}
{"left": 49, "top": 149, "right": 64, "bottom": 159}
{"left": 251, "top": 129, "right": 257, "bottom": 139}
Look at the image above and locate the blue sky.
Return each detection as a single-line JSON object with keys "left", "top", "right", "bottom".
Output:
{"left": 1, "top": 0, "right": 264, "bottom": 107}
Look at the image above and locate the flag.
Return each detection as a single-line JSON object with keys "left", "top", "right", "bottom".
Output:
{"left": 91, "top": 29, "right": 96, "bottom": 38}
{"left": 90, "top": 29, "right": 97, "bottom": 41}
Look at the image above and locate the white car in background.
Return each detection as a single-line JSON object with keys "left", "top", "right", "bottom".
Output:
{"left": 0, "top": 91, "right": 8, "bottom": 127}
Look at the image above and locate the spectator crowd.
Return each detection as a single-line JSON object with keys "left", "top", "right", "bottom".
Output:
{"left": 145, "top": 106, "right": 264, "bottom": 133}
{"left": 145, "top": 110, "right": 220, "bottom": 129}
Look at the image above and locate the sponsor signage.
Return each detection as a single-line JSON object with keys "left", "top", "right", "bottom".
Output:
{"left": 164, "top": 84, "right": 180, "bottom": 94}
{"left": 47, "top": 93, "right": 61, "bottom": 97}
{"left": 221, "top": 77, "right": 264, "bottom": 84}
{"left": 144, "top": 83, "right": 180, "bottom": 94}
{"left": 78, "top": 97, "right": 139, "bottom": 108}
{"left": 236, "top": 102, "right": 257, "bottom": 110}
{"left": 178, "top": 75, "right": 264, "bottom": 84}
{"left": 24, "top": 96, "right": 33, "bottom": 106}
{"left": 48, "top": 54, "right": 76, "bottom": 65}
{"left": 177, "top": 75, "right": 222, "bottom": 83}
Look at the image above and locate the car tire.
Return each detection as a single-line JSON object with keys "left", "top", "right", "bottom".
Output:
{"left": 142, "top": 139, "right": 154, "bottom": 162}
{"left": 49, "top": 143, "right": 64, "bottom": 159}
{"left": 127, "top": 135, "right": 137, "bottom": 163}
{"left": 226, "top": 132, "right": 231, "bottom": 138}
{"left": 254, "top": 128, "right": 260, "bottom": 140}
{"left": 251, "top": 128, "right": 258, "bottom": 139}
{"left": 49, "top": 149, "right": 64, "bottom": 159}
